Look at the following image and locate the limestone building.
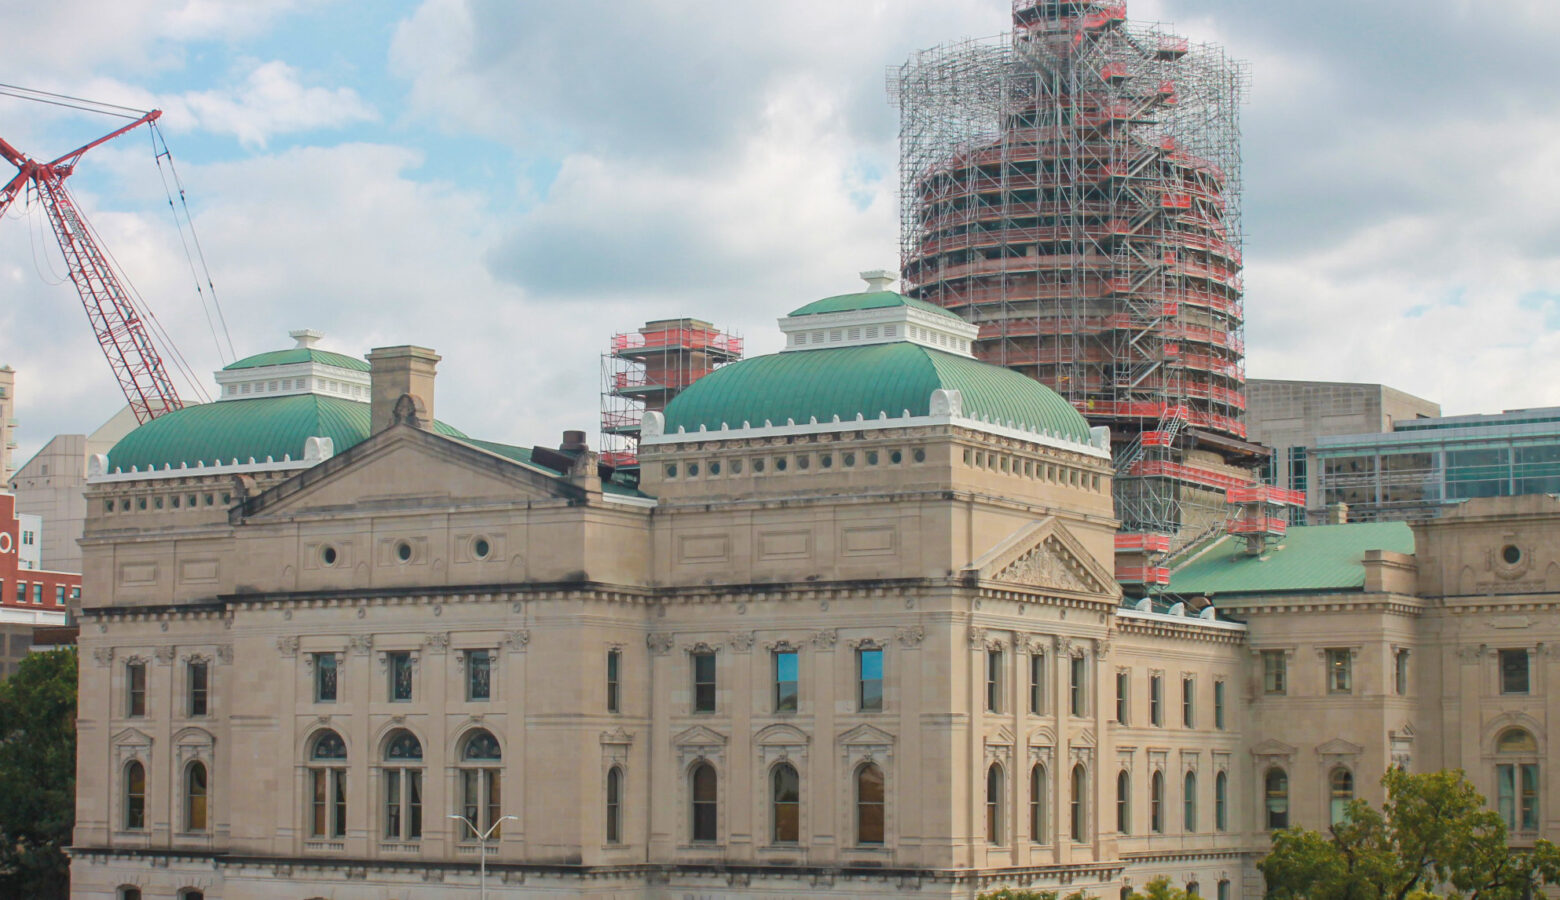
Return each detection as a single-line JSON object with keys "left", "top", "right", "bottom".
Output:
{"left": 70, "top": 286, "right": 1560, "bottom": 899}
{"left": 10, "top": 404, "right": 138, "bottom": 573}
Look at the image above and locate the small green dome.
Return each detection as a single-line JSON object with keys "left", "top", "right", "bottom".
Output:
{"left": 222, "top": 348, "right": 370, "bottom": 371}
{"left": 662, "top": 343, "right": 1094, "bottom": 444}
{"left": 787, "top": 290, "right": 966, "bottom": 321}
{"left": 107, "top": 395, "right": 466, "bottom": 472}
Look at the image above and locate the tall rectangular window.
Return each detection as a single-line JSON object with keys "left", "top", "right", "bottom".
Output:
{"left": 315, "top": 653, "right": 338, "bottom": 703}
{"left": 388, "top": 651, "right": 414, "bottom": 702}
{"left": 1115, "top": 671, "right": 1129, "bottom": 724}
{"left": 1497, "top": 763, "right": 1539, "bottom": 830}
{"left": 127, "top": 662, "right": 146, "bottom": 717}
{"left": 1149, "top": 674, "right": 1163, "bottom": 726}
{"left": 54, "top": 585, "right": 65, "bottom": 605}
{"left": 606, "top": 649, "right": 621, "bottom": 713}
{"left": 692, "top": 651, "right": 717, "bottom": 713}
{"left": 1262, "top": 650, "right": 1287, "bottom": 695}
{"left": 1182, "top": 677, "right": 1195, "bottom": 728}
{"left": 1394, "top": 649, "right": 1410, "bottom": 695}
{"left": 1326, "top": 649, "right": 1352, "bottom": 694}
{"left": 986, "top": 649, "right": 1003, "bottom": 713}
{"left": 31, "top": 584, "right": 41, "bottom": 605}
{"left": 1214, "top": 680, "right": 1226, "bottom": 730}
{"left": 1500, "top": 650, "right": 1530, "bottom": 695}
{"left": 14, "top": 582, "right": 24, "bottom": 604}
{"left": 1029, "top": 653, "right": 1045, "bottom": 714}
{"left": 858, "top": 648, "right": 883, "bottom": 712}
{"left": 466, "top": 650, "right": 492, "bottom": 701}
{"left": 1069, "top": 655, "right": 1086, "bottom": 717}
{"left": 187, "top": 660, "right": 209, "bottom": 717}
{"left": 774, "top": 650, "right": 799, "bottom": 713}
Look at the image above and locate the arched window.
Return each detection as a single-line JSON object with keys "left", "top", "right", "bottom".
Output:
{"left": 690, "top": 763, "right": 718, "bottom": 842}
{"left": 117, "top": 888, "right": 142, "bottom": 900}
{"left": 1496, "top": 727, "right": 1540, "bottom": 830}
{"left": 1186, "top": 881, "right": 1200, "bottom": 898}
{"left": 1116, "top": 770, "right": 1131, "bottom": 834}
{"left": 1030, "top": 764, "right": 1047, "bottom": 843}
{"left": 1184, "top": 771, "right": 1198, "bottom": 832}
{"left": 986, "top": 764, "right": 1003, "bottom": 844}
{"left": 605, "top": 766, "right": 623, "bottom": 844}
{"left": 1150, "top": 770, "right": 1164, "bottom": 833}
{"left": 771, "top": 763, "right": 800, "bottom": 843}
{"left": 1329, "top": 767, "right": 1354, "bottom": 826}
{"left": 308, "top": 729, "right": 347, "bottom": 839}
{"left": 856, "top": 763, "right": 885, "bottom": 845}
{"left": 1070, "top": 764, "right": 1087, "bottom": 841}
{"left": 178, "top": 891, "right": 204, "bottom": 900}
{"left": 1215, "top": 770, "right": 1229, "bottom": 831}
{"left": 1119, "top": 888, "right": 1132, "bottom": 900}
{"left": 1265, "top": 768, "right": 1289, "bottom": 830}
{"left": 184, "top": 762, "right": 208, "bottom": 833}
{"left": 124, "top": 761, "right": 146, "bottom": 830}
{"left": 458, "top": 729, "right": 502, "bottom": 840}
{"left": 381, "top": 729, "right": 423, "bottom": 841}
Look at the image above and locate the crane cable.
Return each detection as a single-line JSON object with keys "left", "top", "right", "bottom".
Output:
{"left": 148, "top": 121, "right": 235, "bottom": 364}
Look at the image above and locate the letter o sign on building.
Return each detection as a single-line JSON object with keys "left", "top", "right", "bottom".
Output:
{"left": 0, "top": 532, "right": 11, "bottom": 555}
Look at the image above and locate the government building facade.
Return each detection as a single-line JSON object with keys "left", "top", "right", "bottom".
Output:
{"left": 70, "top": 290, "right": 1560, "bottom": 898}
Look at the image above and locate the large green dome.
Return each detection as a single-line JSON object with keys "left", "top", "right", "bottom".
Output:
{"left": 662, "top": 342, "right": 1094, "bottom": 444}
{"left": 106, "top": 394, "right": 466, "bottom": 472}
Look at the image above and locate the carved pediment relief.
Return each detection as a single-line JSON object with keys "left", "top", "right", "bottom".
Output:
{"left": 964, "top": 517, "right": 1119, "bottom": 598}
{"left": 1072, "top": 727, "right": 1097, "bottom": 748}
{"left": 673, "top": 724, "right": 728, "bottom": 768}
{"left": 839, "top": 723, "right": 894, "bottom": 767}
{"left": 1251, "top": 738, "right": 1298, "bottom": 760}
{"left": 113, "top": 726, "right": 154, "bottom": 766}
{"left": 755, "top": 723, "right": 810, "bottom": 747}
{"left": 1315, "top": 738, "right": 1364, "bottom": 759}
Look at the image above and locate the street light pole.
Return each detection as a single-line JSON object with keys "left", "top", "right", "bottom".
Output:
{"left": 448, "top": 813, "right": 518, "bottom": 900}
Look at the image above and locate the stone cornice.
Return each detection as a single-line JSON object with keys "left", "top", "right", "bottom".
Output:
{"left": 1214, "top": 592, "right": 1425, "bottom": 617}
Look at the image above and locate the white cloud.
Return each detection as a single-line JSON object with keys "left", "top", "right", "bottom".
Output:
{"left": 174, "top": 61, "right": 378, "bottom": 148}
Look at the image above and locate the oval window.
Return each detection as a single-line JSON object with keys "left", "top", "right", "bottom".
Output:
{"left": 1502, "top": 544, "right": 1522, "bottom": 565}
{"left": 396, "top": 541, "right": 413, "bottom": 562}
{"left": 473, "top": 538, "right": 491, "bottom": 560}
{"left": 321, "top": 546, "right": 338, "bottom": 567}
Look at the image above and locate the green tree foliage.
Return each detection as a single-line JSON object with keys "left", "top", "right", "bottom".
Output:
{"left": 0, "top": 649, "right": 78, "bottom": 898}
{"left": 1128, "top": 876, "right": 1202, "bottom": 900}
{"left": 981, "top": 889, "right": 1095, "bottom": 900}
{"left": 1259, "top": 767, "right": 1560, "bottom": 900}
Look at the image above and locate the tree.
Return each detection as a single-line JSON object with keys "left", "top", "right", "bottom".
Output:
{"left": 0, "top": 649, "right": 78, "bottom": 898}
{"left": 981, "top": 889, "right": 1094, "bottom": 900}
{"left": 1259, "top": 767, "right": 1560, "bottom": 900}
{"left": 1128, "top": 876, "right": 1202, "bottom": 900}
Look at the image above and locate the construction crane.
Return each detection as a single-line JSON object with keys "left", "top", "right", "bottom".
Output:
{"left": 0, "top": 106, "right": 185, "bottom": 423}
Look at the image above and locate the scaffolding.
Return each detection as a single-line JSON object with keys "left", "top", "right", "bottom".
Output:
{"left": 893, "top": 1, "right": 1258, "bottom": 583}
{"left": 600, "top": 318, "right": 743, "bottom": 474}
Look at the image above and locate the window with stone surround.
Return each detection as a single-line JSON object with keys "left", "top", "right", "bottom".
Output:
{"left": 1262, "top": 650, "right": 1287, "bottom": 695}
{"left": 1500, "top": 650, "right": 1530, "bottom": 695}
{"left": 458, "top": 729, "right": 503, "bottom": 840}
{"left": 1326, "top": 649, "right": 1352, "bottom": 694}
{"left": 126, "top": 661, "right": 146, "bottom": 718}
{"left": 692, "top": 651, "right": 717, "bottom": 714}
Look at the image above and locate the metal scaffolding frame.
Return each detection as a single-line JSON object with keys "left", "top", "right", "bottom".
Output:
{"left": 599, "top": 319, "right": 743, "bottom": 472}
{"left": 893, "top": 1, "right": 1250, "bottom": 567}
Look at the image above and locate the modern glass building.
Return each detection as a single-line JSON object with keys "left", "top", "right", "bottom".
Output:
{"left": 1313, "top": 407, "right": 1560, "bottom": 522}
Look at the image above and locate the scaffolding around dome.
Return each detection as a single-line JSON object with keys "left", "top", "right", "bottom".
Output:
{"left": 893, "top": 0, "right": 1257, "bottom": 573}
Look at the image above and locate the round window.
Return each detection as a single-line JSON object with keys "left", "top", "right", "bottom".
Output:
{"left": 665, "top": 464, "right": 677, "bottom": 478}
{"left": 843, "top": 453, "right": 856, "bottom": 467}
{"left": 321, "top": 546, "right": 338, "bottom": 566}
{"left": 797, "top": 456, "right": 810, "bottom": 470}
{"left": 890, "top": 450, "right": 903, "bottom": 464}
{"left": 473, "top": 538, "right": 491, "bottom": 560}
{"left": 396, "top": 541, "right": 413, "bottom": 563}
{"left": 913, "top": 448, "right": 926, "bottom": 463}
{"left": 775, "top": 458, "right": 788, "bottom": 471}
{"left": 754, "top": 459, "right": 765, "bottom": 473}
{"left": 710, "top": 461, "right": 721, "bottom": 475}
{"left": 1502, "top": 544, "right": 1522, "bottom": 565}
{"left": 688, "top": 463, "right": 700, "bottom": 477}
{"left": 731, "top": 459, "right": 743, "bottom": 474}
{"left": 821, "top": 454, "right": 833, "bottom": 468}
{"left": 866, "top": 451, "right": 879, "bottom": 465}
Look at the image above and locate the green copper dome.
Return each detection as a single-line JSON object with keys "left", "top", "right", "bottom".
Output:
{"left": 787, "top": 290, "right": 965, "bottom": 321}
{"left": 106, "top": 395, "right": 467, "bottom": 472}
{"left": 222, "top": 348, "right": 370, "bottom": 371}
{"left": 662, "top": 343, "right": 1094, "bottom": 444}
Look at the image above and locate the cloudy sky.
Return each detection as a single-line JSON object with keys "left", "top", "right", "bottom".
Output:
{"left": 4, "top": 0, "right": 1560, "bottom": 464}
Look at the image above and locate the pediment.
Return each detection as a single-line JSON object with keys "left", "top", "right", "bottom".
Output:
{"left": 986, "top": 724, "right": 1017, "bottom": 747}
{"left": 1071, "top": 727, "right": 1097, "bottom": 748}
{"left": 1027, "top": 725, "right": 1057, "bottom": 747}
{"left": 240, "top": 425, "right": 583, "bottom": 521}
{"left": 172, "top": 725, "right": 215, "bottom": 746}
{"left": 1316, "top": 738, "right": 1364, "bottom": 757}
{"left": 755, "top": 723, "right": 811, "bottom": 746}
{"left": 964, "top": 517, "right": 1119, "bottom": 598}
{"left": 1251, "top": 738, "right": 1297, "bottom": 758}
{"left": 838, "top": 723, "right": 896, "bottom": 747}
{"left": 672, "top": 724, "right": 728, "bottom": 749}
{"left": 599, "top": 727, "right": 634, "bottom": 746}
{"left": 112, "top": 726, "right": 154, "bottom": 747}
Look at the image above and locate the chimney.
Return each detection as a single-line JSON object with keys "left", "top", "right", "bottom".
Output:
{"left": 1326, "top": 502, "right": 1349, "bottom": 525}
{"left": 366, "top": 345, "right": 440, "bottom": 433}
